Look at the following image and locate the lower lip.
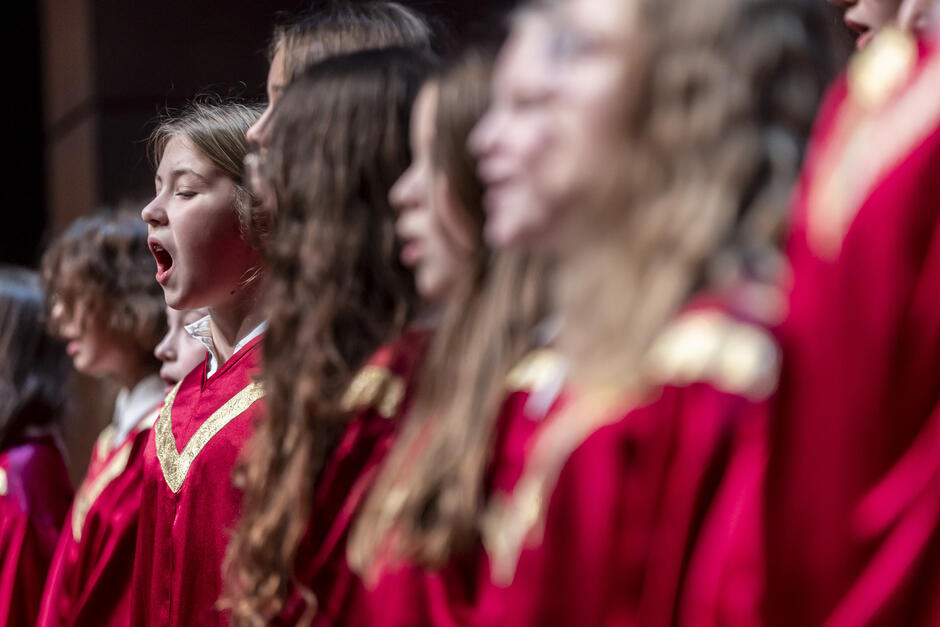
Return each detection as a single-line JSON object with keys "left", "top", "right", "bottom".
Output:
{"left": 156, "top": 265, "right": 174, "bottom": 286}
{"left": 161, "top": 376, "right": 176, "bottom": 393}
{"left": 857, "top": 30, "right": 873, "bottom": 49}
{"left": 401, "top": 242, "right": 422, "bottom": 267}
{"left": 66, "top": 341, "right": 79, "bottom": 356}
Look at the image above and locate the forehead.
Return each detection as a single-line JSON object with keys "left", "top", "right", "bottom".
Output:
{"left": 495, "top": 14, "right": 553, "bottom": 91}
{"left": 156, "top": 136, "right": 215, "bottom": 176}
{"left": 562, "top": 0, "right": 635, "bottom": 30}
{"left": 413, "top": 84, "right": 438, "bottom": 132}
{"left": 269, "top": 45, "right": 287, "bottom": 88}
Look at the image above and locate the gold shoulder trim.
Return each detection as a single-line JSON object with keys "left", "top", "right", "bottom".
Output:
{"left": 644, "top": 311, "right": 780, "bottom": 401}
{"left": 71, "top": 441, "right": 134, "bottom": 542}
{"left": 155, "top": 380, "right": 265, "bottom": 493}
{"left": 505, "top": 349, "right": 566, "bottom": 393}
{"left": 0, "top": 468, "right": 6, "bottom": 496}
{"left": 340, "top": 365, "right": 406, "bottom": 419}
{"left": 94, "top": 425, "right": 115, "bottom": 460}
{"left": 481, "top": 387, "right": 628, "bottom": 586}
{"left": 810, "top": 33, "right": 940, "bottom": 259}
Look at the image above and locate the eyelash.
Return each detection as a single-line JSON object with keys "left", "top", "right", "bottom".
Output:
{"left": 175, "top": 190, "right": 196, "bottom": 199}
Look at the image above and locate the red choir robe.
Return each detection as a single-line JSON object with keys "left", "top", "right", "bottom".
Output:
{"left": 274, "top": 329, "right": 430, "bottom": 626}
{"left": 38, "top": 410, "right": 160, "bottom": 626}
{"left": 474, "top": 303, "right": 774, "bottom": 627}
{"left": 0, "top": 433, "right": 72, "bottom": 626}
{"left": 767, "top": 31, "right": 940, "bottom": 626}
{"left": 129, "top": 334, "right": 265, "bottom": 626}
{"left": 347, "top": 349, "right": 567, "bottom": 627}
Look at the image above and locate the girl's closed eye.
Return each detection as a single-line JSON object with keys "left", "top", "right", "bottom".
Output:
{"left": 175, "top": 189, "right": 196, "bottom": 199}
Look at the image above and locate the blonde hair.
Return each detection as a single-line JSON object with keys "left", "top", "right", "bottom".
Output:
{"left": 149, "top": 100, "right": 262, "bottom": 237}
{"left": 558, "top": 0, "right": 835, "bottom": 387}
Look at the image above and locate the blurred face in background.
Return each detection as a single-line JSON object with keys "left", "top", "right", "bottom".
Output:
{"left": 531, "top": 0, "right": 642, "bottom": 251}
{"left": 246, "top": 45, "right": 287, "bottom": 149}
{"left": 829, "top": 0, "right": 903, "bottom": 48}
{"left": 50, "top": 297, "right": 135, "bottom": 379}
{"left": 391, "top": 84, "right": 478, "bottom": 302}
{"left": 154, "top": 306, "right": 208, "bottom": 392}
{"left": 469, "top": 11, "right": 561, "bottom": 250}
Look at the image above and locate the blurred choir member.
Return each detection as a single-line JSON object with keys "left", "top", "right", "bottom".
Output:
{"left": 0, "top": 266, "right": 72, "bottom": 626}
{"left": 154, "top": 305, "right": 210, "bottom": 395}
{"left": 242, "top": 1, "right": 433, "bottom": 243}
{"left": 245, "top": 1, "right": 432, "bottom": 152}
{"left": 37, "top": 210, "right": 167, "bottom": 625}
{"left": 829, "top": 0, "right": 907, "bottom": 49}
{"left": 766, "top": 13, "right": 940, "bottom": 626}
{"left": 347, "top": 49, "right": 556, "bottom": 627}
{"left": 131, "top": 101, "right": 266, "bottom": 626}
{"left": 223, "top": 48, "right": 434, "bottom": 626}
{"left": 461, "top": 0, "right": 832, "bottom": 624}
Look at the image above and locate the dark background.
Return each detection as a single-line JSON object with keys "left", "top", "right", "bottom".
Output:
{"left": 1, "top": 0, "right": 512, "bottom": 269}
{"left": 1, "top": 0, "right": 510, "bottom": 482}
{"left": 0, "top": 1, "right": 852, "bottom": 482}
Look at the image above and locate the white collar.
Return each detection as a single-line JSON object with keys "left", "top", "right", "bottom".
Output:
{"left": 184, "top": 315, "right": 268, "bottom": 378}
{"left": 112, "top": 374, "right": 165, "bottom": 446}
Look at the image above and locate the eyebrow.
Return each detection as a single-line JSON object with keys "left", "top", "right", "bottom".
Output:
{"left": 155, "top": 168, "right": 209, "bottom": 184}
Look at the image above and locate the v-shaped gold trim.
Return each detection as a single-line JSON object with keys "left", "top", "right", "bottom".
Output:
{"left": 71, "top": 441, "right": 134, "bottom": 542}
{"left": 155, "top": 380, "right": 265, "bottom": 493}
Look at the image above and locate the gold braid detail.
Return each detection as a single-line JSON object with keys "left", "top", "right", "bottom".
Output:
{"left": 71, "top": 441, "right": 134, "bottom": 541}
{"left": 340, "top": 365, "right": 406, "bottom": 419}
{"left": 155, "top": 380, "right": 265, "bottom": 493}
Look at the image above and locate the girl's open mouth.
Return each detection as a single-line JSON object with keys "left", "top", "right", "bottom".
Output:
{"left": 149, "top": 238, "right": 175, "bottom": 285}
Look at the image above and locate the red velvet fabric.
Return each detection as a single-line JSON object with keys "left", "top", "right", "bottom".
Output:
{"left": 129, "top": 335, "right": 265, "bottom": 627}
{"left": 276, "top": 330, "right": 430, "bottom": 626}
{"left": 0, "top": 434, "right": 72, "bottom": 626}
{"left": 767, "top": 41, "right": 940, "bottom": 626}
{"left": 477, "top": 381, "right": 766, "bottom": 627}
{"left": 38, "top": 416, "right": 157, "bottom": 626}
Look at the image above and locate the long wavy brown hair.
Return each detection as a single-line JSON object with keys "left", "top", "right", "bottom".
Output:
{"left": 348, "top": 50, "right": 554, "bottom": 574}
{"left": 555, "top": 0, "right": 838, "bottom": 388}
{"left": 223, "top": 47, "right": 434, "bottom": 625}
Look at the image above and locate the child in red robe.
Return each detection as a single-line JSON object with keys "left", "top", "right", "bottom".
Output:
{"left": 0, "top": 266, "right": 73, "bottom": 626}
{"left": 766, "top": 27, "right": 940, "bottom": 627}
{"left": 37, "top": 209, "right": 169, "bottom": 626}
{"left": 341, "top": 45, "right": 556, "bottom": 627}
{"left": 462, "top": 0, "right": 834, "bottom": 624}
{"left": 220, "top": 48, "right": 434, "bottom": 626}
{"left": 129, "top": 101, "right": 267, "bottom": 626}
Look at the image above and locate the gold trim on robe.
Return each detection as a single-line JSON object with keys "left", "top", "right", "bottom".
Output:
{"left": 0, "top": 468, "right": 7, "bottom": 496}
{"left": 71, "top": 441, "right": 134, "bottom": 542}
{"left": 809, "top": 28, "right": 940, "bottom": 259}
{"left": 482, "top": 311, "right": 780, "bottom": 585}
{"left": 155, "top": 381, "right": 265, "bottom": 493}
{"left": 340, "top": 365, "right": 406, "bottom": 419}
{"left": 505, "top": 348, "right": 566, "bottom": 393}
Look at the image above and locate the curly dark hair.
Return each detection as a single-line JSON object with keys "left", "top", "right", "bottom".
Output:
{"left": 0, "top": 266, "right": 70, "bottom": 448}
{"left": 41, "top": 207, "right": 166, "bottom": 358}
{"left": 224, "top": 47, "right": 434, "bottom": 625}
